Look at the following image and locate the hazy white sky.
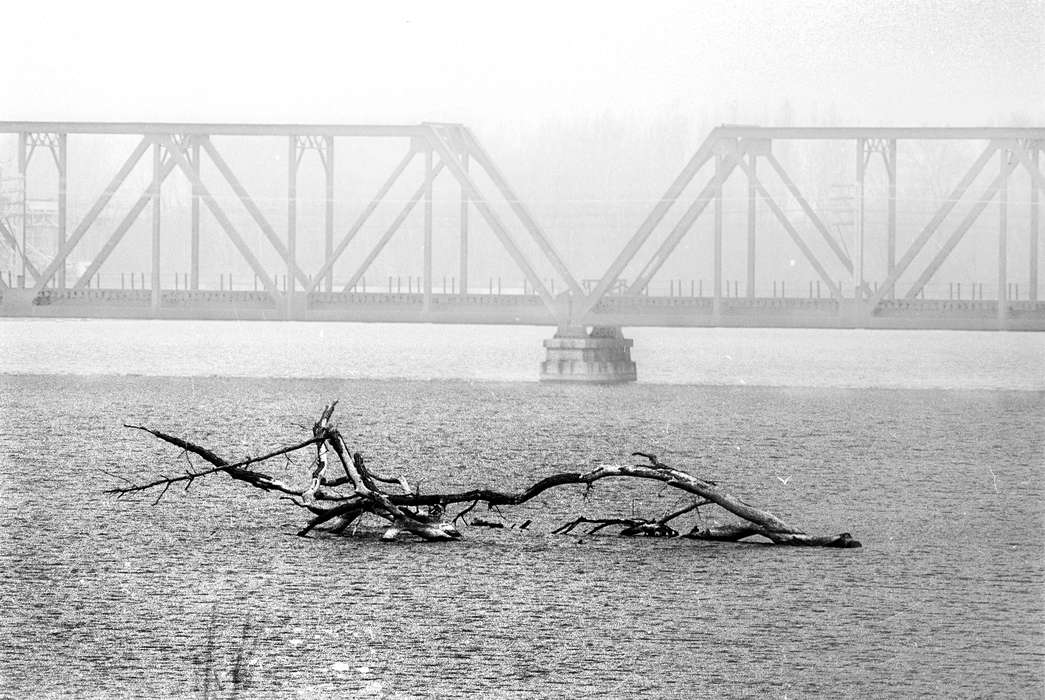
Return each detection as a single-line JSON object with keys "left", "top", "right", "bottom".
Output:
{"left": 2, "top": 0, "right": 1042, "bottom": 127}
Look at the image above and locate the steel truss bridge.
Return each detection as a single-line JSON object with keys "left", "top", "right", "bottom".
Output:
{"left": 1, "top": 122, "right": 1042, "bottom": 331}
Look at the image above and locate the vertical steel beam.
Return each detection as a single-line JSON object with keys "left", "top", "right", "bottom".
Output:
{"left": 0, "top": 218, "right": 40, "bottom": 281}
{"left": 324, "top": 135, "right": 334, "bottom": 292}
{"left": 200, "top": 139, "right": 309, "bottom": 288}
{"left": 904, "top": 156, "right": 1018, "bottom": 299}
{"left": 190, "top": 139, "right": 200, "bottom": 290}
{"left": 869, "top": 141, "right": 997, "bottom": 306}
{"left": 159, "top": 135, "right": 281, "bottom": 302}
{"left": 746, "top": 153, "right": 756, "bottom": 297}
{"left": 887, "top": 139, "right": 897, "bottom": 295}
{"left": 287, "top": 135, "right": 298, "bottom": 316}
{"left": 625, "top": 159, "right": 738, "bottom": 294}
{"left": 307, "top": 148, "right": 417, "bottom": 294}
{"left": 1032, "top": 145, "right": 1040, "bottom": 301}
{"left": 34, "top": 137, "right": 151, "bottom": 294}
{"left": 151, "top": 142, "right": 162, "bottom": 310}
{"left": 583, "top": 132, "right": 718, "bottom": 314}
{"left": 343, "top": 162, "right": 447, "bottom": 291}
{"left": 57, "top": 133, "right": 67, "bottom": 289}
{"left": 713, "top": 154, "right": 724, "bottom": 317}
{"left": 423, "top": 145, "right": 433, "bottom": 312}
{"left": 459, "top": 127, "right": 582, "bottom": 295}
{"left": 855, "top": 139, "right": 866, "bottom": 300}
{"left": 72, "top": 151, "right": 176, "bottom": 290}
{"left": 764, "top": 153, "right": 852, "bottom": 272}
{"left": 998, "top": 149, "right": 1008, "bottom": 323}
{"left": 736, "top": 158, "right": 841, "bottom": 299}
{"left": 18, "top": 132, "right": 26, "bottom": 285}
{"left": 423, "top": 129, "right": 558, "bottom": 316}
{"left": 460, "top": 150, "right": 469, "bottom": 295}
{"left": 1015, "top": 145, "right": 1045, "bottom": 195}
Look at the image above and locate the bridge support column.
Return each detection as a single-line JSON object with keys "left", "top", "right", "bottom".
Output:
{"left": 539, "top": 325, "right": 636, "bottom": 384}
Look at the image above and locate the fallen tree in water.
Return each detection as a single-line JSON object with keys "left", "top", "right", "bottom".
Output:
{"left": 108, "top": 402, "right": 861, "bottom": 548}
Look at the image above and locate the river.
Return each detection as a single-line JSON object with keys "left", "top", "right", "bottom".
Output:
{"left": 1, "top": 319, "right": 1042, "bottom": 698}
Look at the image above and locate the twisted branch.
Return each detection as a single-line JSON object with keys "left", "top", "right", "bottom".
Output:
{"left": 106, "top": 403, "right": 861, "bottom": 547}
{"left": 106, "top": 427, "right": 328, "bottom": 501}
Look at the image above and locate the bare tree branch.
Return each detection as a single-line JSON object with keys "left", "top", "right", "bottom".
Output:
{"left": 106, "top": 403, "right": 862, "bottom": 547}
{"left": 108, "top": 427, "right": 328, "bottom": 501}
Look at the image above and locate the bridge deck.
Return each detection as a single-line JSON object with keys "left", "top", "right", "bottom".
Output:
{"left": 4, "top": 288, "right": 1043, "bottom": 331}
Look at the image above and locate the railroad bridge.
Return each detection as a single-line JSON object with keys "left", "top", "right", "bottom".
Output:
{"left": 1, "top": 122, "right": 1041, "bottom": 381}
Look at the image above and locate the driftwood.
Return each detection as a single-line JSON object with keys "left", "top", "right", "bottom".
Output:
{"left": 107, "top": 402, "right": 861, "bottom": 548}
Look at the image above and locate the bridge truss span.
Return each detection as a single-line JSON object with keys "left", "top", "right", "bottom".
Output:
{"left": 1, "top": 122, "right": 1042, "bottom": 332}
{"left": 0, "top": 121, "right": 580, "bottom": 324}
{"left": 582, "top": 126, "right": 1044, "bottom": 330}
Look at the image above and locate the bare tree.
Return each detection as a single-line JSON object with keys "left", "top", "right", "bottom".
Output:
{"left": 108, "top": 402, "right": 861, "bottom": 548}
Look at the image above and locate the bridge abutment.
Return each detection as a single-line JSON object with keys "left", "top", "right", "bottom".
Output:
{"left": 539, "top": 325, "right": 637, "bottom": 383}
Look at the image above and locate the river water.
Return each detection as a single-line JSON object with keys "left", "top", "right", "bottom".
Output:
{"left": 1, "top": 319, "right": 1043, "bottom": 698}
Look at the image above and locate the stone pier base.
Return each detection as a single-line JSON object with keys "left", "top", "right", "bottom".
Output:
{"left": 539, "top": 326, "right": 637, "bottom": 383}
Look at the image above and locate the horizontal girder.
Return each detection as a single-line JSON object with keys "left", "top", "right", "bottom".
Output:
{"left": 1, "top": 122, "right": 1040, "bottom": 140}
{"left": 0, "top": 122, "right": 434, "bottom": 137}
{"left": 9, "top": 288, "right": 1044, "bottom": 330}
{"left": 713, "top": 125, "right": 1045, "bottom": 140}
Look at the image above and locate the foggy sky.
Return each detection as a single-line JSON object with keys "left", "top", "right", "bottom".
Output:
{"left": 1, "top": 1, "right": 1042, "bottom": 292}
{"left": 2, "top": 0, "right": 1041, "bottom": 127}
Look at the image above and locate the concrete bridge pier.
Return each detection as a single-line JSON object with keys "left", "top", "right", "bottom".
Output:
{"left": 539, "top": 325, "right": 637, "bottom": 383}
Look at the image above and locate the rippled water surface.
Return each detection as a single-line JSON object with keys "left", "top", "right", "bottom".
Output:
{"left": 1, "top": 321, "right": 1043, "bottom": 698}
{"left": 2, "top": 318, "right": 1043, "bottom": 389}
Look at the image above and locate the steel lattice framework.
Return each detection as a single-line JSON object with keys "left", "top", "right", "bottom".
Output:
{"left": 0, "top": 122, "right": 1042, "bottom": 330}
{"left": 583, "top": 126, "right": 1043, "bottom": 328}
{"left": 0, "top": 121, "right": 581, "bottom": 321}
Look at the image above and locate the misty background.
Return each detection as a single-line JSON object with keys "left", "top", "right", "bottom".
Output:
{"left": 0, "top": 0, "right": 1042, "bottom": 295}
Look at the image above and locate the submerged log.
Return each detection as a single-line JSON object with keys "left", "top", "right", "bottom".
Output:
{"left": 687, "top": 523, "right": 862, "bottom": 548}
{"left": 107, "top": 402, "right": 861, "bottom": 548}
